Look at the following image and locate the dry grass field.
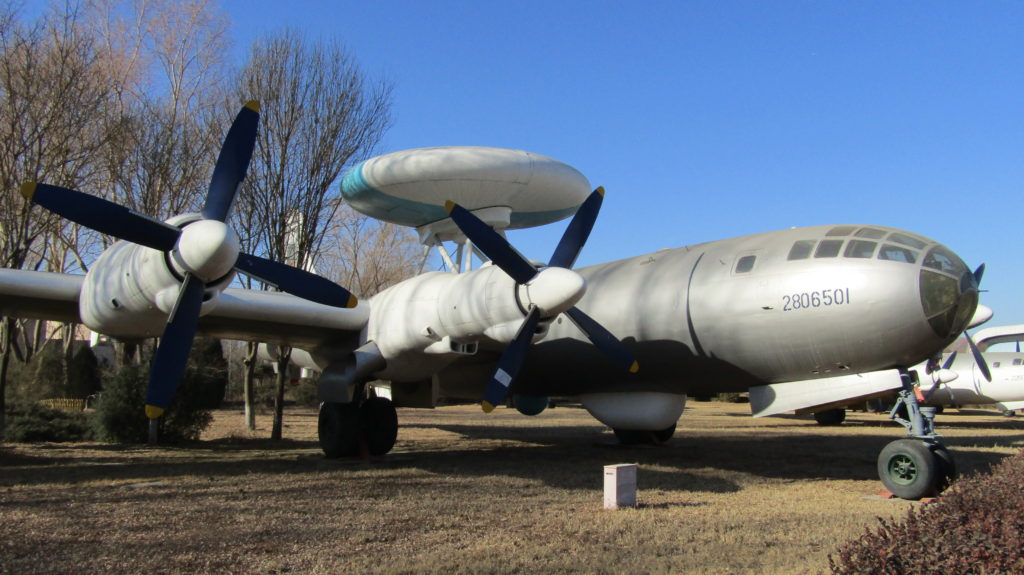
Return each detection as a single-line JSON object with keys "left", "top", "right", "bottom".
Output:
{"left": 2, "top": 401, "right": 1023, "bottom": 574}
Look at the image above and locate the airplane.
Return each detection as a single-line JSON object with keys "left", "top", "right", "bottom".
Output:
{"left": 0, "top": 101, "right": 986, "bottom": 500}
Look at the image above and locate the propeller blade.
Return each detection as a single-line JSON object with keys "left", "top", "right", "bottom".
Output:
{"left": 235, "top": 252, "right": 357, "bottom": 308}
{"left": 564, "top": 307, "right": 639, "bottom": 374}
{"left": 941, "top": 351, "right": 958, "bottom": 370}
{"left": 145, "top": 273, "right": 206, "bottom": 418}
{"left": 21, "top": 183, "right": 181, "bottom": 251}
{"left": 965, "top": 332, "right": 992, "bottom": 382}
{"left": 444, "top": 201, "right": 537, "bottom": 284}
{"left": 548, "top": 187, "right": 604, "bottom": 269}
{"left": 973, "top": 263, "right": 986, "bottom": 286}
{"left": 202, "top": 101, "right": 260, "bottom": 222}
{"left": 482, "top": 306, "right": 541, "bottom": 413}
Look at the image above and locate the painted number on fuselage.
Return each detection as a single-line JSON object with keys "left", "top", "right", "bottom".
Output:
{"left": 782, "top": 288, "right": 851, "bottom": 311}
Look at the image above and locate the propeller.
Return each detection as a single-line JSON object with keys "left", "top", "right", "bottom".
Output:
{"left": 21, "top": 101, "right": 358, "bottom": 420}
{"left": 445, "top": 187, "right": 639, "bottom": 412}
{"left": 963, "top": 263, "right": 992, "bottom": 382}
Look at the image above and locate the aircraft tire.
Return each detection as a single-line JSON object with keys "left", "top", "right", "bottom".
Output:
{"left": 931, "top": 445, "right": 957, "bottom": 493}
{"left": 318, "top": 401, "right": 360, "bottom": 458}
{"left": 877, "top": 439, "right": 938, "bottom": 500}
{"left": 359, "top": 396, "right": 398, "bottom": 456}
{"left": 813, "top": 408, "right": 846, "bottom": 426}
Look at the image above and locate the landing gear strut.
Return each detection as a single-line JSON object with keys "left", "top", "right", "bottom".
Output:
{"left": 318, "top": 389, "right": 398, "bottom": 458}
{"left": 877, "top": 370, "right": 956, "bottom": 499}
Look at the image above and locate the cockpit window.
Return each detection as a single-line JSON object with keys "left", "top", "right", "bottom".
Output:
{"left": 878, "top": 244, "right": 917, "bottom": 263}
{"left": 854, "top": 227, "right": 886, "bottom": 239}
{"left": 826, "top": 226, "right": 856, "bottom": 237}
{"left": 814, "top": 239, "right": 843, "bottom": 258}
{"left": 735, "top": 255, "right": 756, "bottom": 273}
{"left": 787, "top": 240, "right": 816, "bottom": 260}
{"left": 888, "top": 232, "right": 927, "bottom": 250}
{"left": 923, "top": 246, "right": 968, "bottom": 277}
{"left": 844, "top": 240, "right": 877, "bottom": 258}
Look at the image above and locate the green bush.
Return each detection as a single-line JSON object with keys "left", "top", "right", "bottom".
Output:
{"left": 830, "top": 450, "right": 1024, "bottom": 574}
{"left": 66, "top": 345, "right": 102, "bottom": 398}
{"left": 3, "top": 403, "right": 93, "bottom": 442}
{"left": 92, "top": 363, "right": 213, "bottom": 444}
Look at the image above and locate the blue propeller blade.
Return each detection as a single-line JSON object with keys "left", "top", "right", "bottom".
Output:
{"left": 548, "top": 187, "right": 604, "bottom": 269}
{"left": 965, "top": 332, "right": 992, "bottom": 382}
{"left": 444, "top": 201, "right": 537, "bottom": 284}
{"left": 941, "top": 351, "right": 958, "bottom": 370}
{"left": 234, "top": 252, "right": 358, "bottom": 308}
{"left": 202, "top": 101, "right": 260, "bottom": 222}
{"left": 21, "top": 183, "right": 181, "bottom": 252}
{"left": 482, "top": 306, "right": 541, "bottom": 412}
{"left": 565, "top": 307, "right": 639, "bottom": 374}
{"left": 145, "top": 273, "right": 205, "bottom": 418}
{"left": 973, "top": 263, "right": 986, "bottom": 286}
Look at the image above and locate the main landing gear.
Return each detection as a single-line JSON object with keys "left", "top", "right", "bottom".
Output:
{"left": 613, "top": 424, "right": 676, "bottom": 445}
{"left": 877, "top": 370, "right": 957, "bottom": 499}
{"left": 318, "top": 388, "right": 398, "bottom": 458}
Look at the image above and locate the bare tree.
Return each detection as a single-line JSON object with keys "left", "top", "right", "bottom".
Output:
{"left": 235, "top": 28, "right": 391, "bottom": 440}
{"left": 0, "top": 2, "right": 115, "bottom": 432}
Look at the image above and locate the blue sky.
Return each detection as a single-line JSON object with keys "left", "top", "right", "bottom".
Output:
{"left": 219, "top": 1, "right": 1022, "bottom": 325}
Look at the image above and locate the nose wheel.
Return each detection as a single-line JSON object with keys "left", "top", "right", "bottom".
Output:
{"left": 877, "top": 371, "right": 957, "bottom": 499}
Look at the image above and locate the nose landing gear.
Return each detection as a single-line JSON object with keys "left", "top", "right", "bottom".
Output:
{"left": 877, "top": 371, "right": 957, "bottom": 499}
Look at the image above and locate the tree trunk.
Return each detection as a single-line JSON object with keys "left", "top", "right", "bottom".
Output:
{"left": 243, "top": 342, "right": 258, "bottom": 431}
{"left": 270, "top": 345, "right": 292, "bottom": 440}
{"left": 0, "top": 317, "right": 14, "bottom": 437}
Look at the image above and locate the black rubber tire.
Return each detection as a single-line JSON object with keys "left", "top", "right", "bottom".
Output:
{"left": 814, "top": 408, "right": 846, "bottom": 426}
{"left": 653, "top": 424, "right": 676, "bottom": 443}
{"left": 359, "top": 396, "right": 398, "bottom": 456}
{"left": 318, "top": 402, "right": 360, "bottom": 458}
{"left": 877, "top": 439, "right": 939, "bottom": 500}
{"left": 931, "top": 445, "right": 957, "bottom": 493}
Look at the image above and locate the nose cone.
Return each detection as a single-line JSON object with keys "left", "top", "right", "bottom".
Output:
{"left": 520, "top": 267, "right": 586, "bottom": 317}
{"left": 919, "top": 244, "right": 978, "bottom": 341}
{"left": 172, "top": 220, "right": 240, "bottom": 282}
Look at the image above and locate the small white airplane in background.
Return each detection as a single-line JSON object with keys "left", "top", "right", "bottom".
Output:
{"left": 916, "top": 323, "right": 1024, "bottom": 416}
{"left": 0, "top": 101, "right": 992, "bottom": 500}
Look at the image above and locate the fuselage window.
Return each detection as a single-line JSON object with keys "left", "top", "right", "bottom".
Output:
{"left": 888, "top": 232, "right": 927, "bottom": 250}
{"left": 923, "top": 246, "right": 967, "bottom": 276}
{"left": 826, "top": 226, "right": 856, "bottom": 237}
{"left": 992, "top": 362, "right": 1001, "bottom": 368}
{"left": 1013, "top": 358, "right": 1023, "bottom": 366}
{"left": 735, "top": 255, "right": 756, "bottom": 273}
{"left": 854, "top": 227, "right": 887, "bottom": 239}
{"left": 844, "top": 240, "right": 877, "bottom": 258}
{"left": 814, "top": 239, "right": 843, "bottom": 258}
{"left": 787, "top": 240, "right": 816, "bottom": 260}
{"left": 878, "top": 244, "right": 917, "bottom": 263}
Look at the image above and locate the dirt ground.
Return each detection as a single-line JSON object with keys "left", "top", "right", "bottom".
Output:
{"left": 2, "top": 401, "right": 1023, "bottom": 574}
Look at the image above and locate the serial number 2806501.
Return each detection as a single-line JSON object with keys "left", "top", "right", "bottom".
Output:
{"left": 782, "top": 288, "right": 851, "bottom": 311}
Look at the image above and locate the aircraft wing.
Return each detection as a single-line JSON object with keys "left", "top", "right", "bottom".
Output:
{"left": 0, "top": 268, "right": 368, "bottom": 351}
{"left": 0, "top": 268, "right": 83, "bottom": 323}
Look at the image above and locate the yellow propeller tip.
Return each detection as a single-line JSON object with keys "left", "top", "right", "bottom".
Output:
{"left": 481, "top": 401, "right": 495, "bottom": 413}
{"left": 19, "top": 182, "right": 36, "bottom": 200}
{"left": 145, "top": 405, "right": 165, "bottom": 420}
{"left": 629, "top": 361, "right": 639, "bottom": 374}
{"left": 444, "top": 200, "right": 455, "bottom": 214}
{"left": 346, "top": 294, "right": 359, "bottom": 308}
{"left": 244, "top": 100, "right": 260, "bottom": 113}
{"left": 594, "top": 186, "right": 605, "bottom": 197}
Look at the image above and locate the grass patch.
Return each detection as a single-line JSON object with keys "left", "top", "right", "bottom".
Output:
{"left": 1, "top": 402, "right": 1022, "bottom": 574}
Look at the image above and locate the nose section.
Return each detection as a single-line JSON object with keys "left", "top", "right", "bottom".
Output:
{"left": 919, "top": 244, "right": 978, "bottom": 341}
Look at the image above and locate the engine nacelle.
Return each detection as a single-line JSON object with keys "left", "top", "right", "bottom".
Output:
{"left": 367, "top": 265, "right": 536, "bottom": 381}
{"left": 79, "top": 214, "right": 233, "bottom": 339}
{"left": 580, "top": 391, "right": 687, "bottom": 430}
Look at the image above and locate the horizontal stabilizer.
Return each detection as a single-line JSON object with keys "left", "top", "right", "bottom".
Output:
{"left": 749, "top": 369, "right": 904, "bottom": 417}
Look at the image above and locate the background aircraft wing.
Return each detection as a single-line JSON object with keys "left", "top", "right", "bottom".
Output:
{"left": 0, "top": 268, "right": 83, "bottom": 323}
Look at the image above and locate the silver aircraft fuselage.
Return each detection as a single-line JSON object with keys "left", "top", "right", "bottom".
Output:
{"left": 507, "top": 224, "right": 976, "bottom": 398}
